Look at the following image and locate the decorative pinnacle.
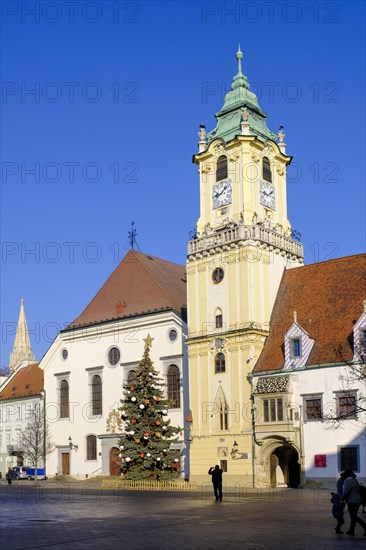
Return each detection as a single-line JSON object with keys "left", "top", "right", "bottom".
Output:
{"left": 293, "top": 310, "right": 297, "bottom": 323}
{"left": 232, "top": 45, "right": 249, "bottom": 90}
{"left": 236, "top": 45, "right": 243, "bottom": 73}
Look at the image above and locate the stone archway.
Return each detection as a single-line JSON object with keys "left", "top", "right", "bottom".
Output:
{"left": 109, "top": 447, "right": 120, "bottom": 476}
{"left": 270, "top": 445, "right": 300, "bottom": 488}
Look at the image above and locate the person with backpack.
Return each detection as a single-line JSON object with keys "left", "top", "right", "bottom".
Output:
{"left": 341, "top": 469, "right": 366, "bottom": 536}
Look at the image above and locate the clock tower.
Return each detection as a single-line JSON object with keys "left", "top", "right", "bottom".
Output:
{"left": 186, "top": 48, "right": 304, "bottom": 484}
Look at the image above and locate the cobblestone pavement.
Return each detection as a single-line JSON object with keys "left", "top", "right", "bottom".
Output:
{"left": 0, "top": 481, "right": 365, "bottom": 549}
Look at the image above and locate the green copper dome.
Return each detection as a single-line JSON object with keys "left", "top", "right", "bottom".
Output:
{"left": 207, "top": 47, "right": 277, "bottom": 144}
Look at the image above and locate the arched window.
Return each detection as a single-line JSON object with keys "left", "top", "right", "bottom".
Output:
{"left": 262, "top": 156, "right": 272, "bottom": 182}
{"left": 167, "top": 365, "right": 180, "bottom": 408}
{"left": 215, "top": 309, "right": 223, "bottom": 329}
{"left": 127, "top": 370, "right": 136, "bottom": 386}
{"left": 215, "top": 353, "right": 225, "bottom": 373}
{"left": 86, "top": 435, "right": 97, "bottom": 460}
{"left": 91, "top": 375, "right": 102, "bottom": 415}
{"left": 214, "top": 387, "right": 229, "bottom": 432}
{"left": 60, "top": 380, "right": 69, "bottom": 419}
{"left": 216, "top": 155, "right": 227, "bottom": 181}
{"left": 219, "top": 402, "right": 228, "bottom": 431}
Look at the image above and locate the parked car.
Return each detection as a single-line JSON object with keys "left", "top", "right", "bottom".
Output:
{"left": 11, "top": 466, "right": 28, "bottom": 479}
{"left": 10, "top": 466, "right": 46, "bottom": 480}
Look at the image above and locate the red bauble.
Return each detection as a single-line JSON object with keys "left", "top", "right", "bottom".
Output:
{"left": 155, "top": 420, "right": 161, "bottom": 426}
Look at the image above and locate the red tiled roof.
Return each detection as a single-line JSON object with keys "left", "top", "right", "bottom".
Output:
{"left": 253, "top": 254, "right": 366, "bottom": 373}
{"left": 0, "top": 363, "right": 43, "bottom": 400}
{"left": 68, "top": 250, "right": 187, "bottom": 329}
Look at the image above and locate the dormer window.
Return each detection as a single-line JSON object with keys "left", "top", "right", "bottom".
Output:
{"left": 361, "top": 330, "right": 366, "bottom": 352}
{"left": 292, "top": 338, "right": 301, "bottom": 358}
{"left": 216, "top": 155, "right": 227, "bottom": 181}
{"left": 262, "top": 156, "right": 272, "bottom": 183}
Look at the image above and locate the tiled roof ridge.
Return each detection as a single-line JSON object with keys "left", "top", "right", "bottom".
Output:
{"left": 133, "top": 250, "right": 186, "bottom": 307}
{"left": 290, "top": 252, "right": 364, "bottom": 272}
{"left": 67, "top": 250, "right": 186, "bottom": 329}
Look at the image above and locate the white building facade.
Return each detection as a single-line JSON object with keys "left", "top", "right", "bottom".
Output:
{"left": 41, "top": 250, "right": 190, "bottom": 479}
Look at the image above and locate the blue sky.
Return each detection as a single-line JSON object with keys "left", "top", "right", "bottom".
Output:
{"left": 1, "top": 0, "right": 365, "bottom": 369}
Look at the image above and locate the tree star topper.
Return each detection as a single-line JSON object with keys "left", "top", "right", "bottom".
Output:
{"left": 143, "top": 334, "right": 154, "bottom": 349}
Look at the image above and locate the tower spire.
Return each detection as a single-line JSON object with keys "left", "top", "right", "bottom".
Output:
{"left": 206, "top": 47, "right": 277, "bottom": 145}
{"left": 9, "top": 299, "right": 35, "bottom": 373}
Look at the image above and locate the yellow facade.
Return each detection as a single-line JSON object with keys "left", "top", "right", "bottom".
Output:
{"left": 187, "top": 134, "right": 304, "bottom": 485}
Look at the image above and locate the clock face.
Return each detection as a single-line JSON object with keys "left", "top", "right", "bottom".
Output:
{"left": 260, "top": 181, "right": 276, "bottom": 210}
{"left": 212, "top": 179, "right": 232, "bottom": 209}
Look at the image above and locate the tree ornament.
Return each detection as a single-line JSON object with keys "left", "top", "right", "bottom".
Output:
{"left": 155, "top": 420, "right": 161, "bottom": 426}
{"left": 125, "top": 457, "right": 131, "bottom": 462}
{"left": 119, "top": 453, "right": 122, "bottom": 457}
{"left": 156, "top": 432, "right": 161, "bottom": 437}
{"left": 139, "top": 404, "right": 145, "bottom": 409}
{"left": 156, "top": 457, "right": 161, "bottom": 461}
{"left": 131, "top": 396, "right": 137, "bottom": 402}
{"left": 146, "top": 453, "right": 151, "bottom": 457}
{"left": 130, "top": 386, "right": 135, "bottom": 391}
{"left": 174, "top": 458, "right": 179, "bottom": 463}
{"left": 144, "top": 432, "right": 149, "bottom": 437}
{"left": 129, "top": 430, "right": 135, "bottom": 435}
{"left": 119, "top": 445, "right": 124, "bottom": 450}
{"left": 135, "top": 438, "right": 140, "bottom": 443}
{"left": 140, "top": 453, "right": 145, "bottom": 458}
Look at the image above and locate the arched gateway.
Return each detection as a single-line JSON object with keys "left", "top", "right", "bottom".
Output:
{"left": 258, "top": 437, "right": 301, "bottom": 488}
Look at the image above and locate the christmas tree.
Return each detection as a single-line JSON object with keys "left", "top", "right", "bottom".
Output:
{"left": 118, "top": 334, "right": 181, "bottom": 480}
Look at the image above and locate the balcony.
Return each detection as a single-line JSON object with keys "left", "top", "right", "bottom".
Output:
{"left": 187, "top": 224, "right": 304, "bottom": 260}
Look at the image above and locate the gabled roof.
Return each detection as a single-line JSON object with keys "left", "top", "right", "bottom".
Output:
{"left": 67, "top": 250, "right": 187, "bottom": 329}
{"left": 0, "top": 363, "right": 42, "bottom": 401}
{"left": 253, "top": 254, "right": 366, "bottom": 373}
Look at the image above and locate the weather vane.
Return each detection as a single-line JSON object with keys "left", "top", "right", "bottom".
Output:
{"left": 128, "top": 221, "right": 140, "bottom": 250}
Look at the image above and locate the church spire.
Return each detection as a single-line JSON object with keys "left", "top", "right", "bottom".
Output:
{"left": 9, "top": 299, "right": 35, "bottom": 373}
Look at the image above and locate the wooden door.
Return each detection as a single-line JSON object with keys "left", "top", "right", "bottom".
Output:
{"left": 61, "top": 453, "right": 70, "bottom": 475}
{"left": 109, "top": 447, "right": 120, "bottom": 476}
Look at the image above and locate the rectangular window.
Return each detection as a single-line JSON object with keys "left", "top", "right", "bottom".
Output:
{"left": 263, "top": 398, "right": 283, "bottom": 422}
{"left": 339, "top": 446, "right": 359, "bottom": 472}
{"left": 220, "top": 459, "right": 227, "bottom": 472}
{"left": 292, "top": 338, "right": 301, "bottom": 357}
{"left": 362, "top": 330, "right": 366, "bottom": 350}
{"left": 337, "top": 394, "right": 357, "bottom": 420}
{"left": 304, "top": 397, "right": 322, "bottom": 420}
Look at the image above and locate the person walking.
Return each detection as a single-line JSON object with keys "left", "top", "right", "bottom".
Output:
{"left": 6, "top": 468, "right": 12, "bottom": 485}
{"left": 332, "top": 472, "right": 345, "bottom": 534}
{"left": 208, "top": 465, "right": 223, "bottom": 502}
{"left": 341, "top": 469, "right": 366, "bottom": 536}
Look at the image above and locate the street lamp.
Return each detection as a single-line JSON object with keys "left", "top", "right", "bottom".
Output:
{"left": 231, "top": 441, "right": 249, "bottom": 460}
{"left": 68, "top": 436, "right": 78, "bottom": 451}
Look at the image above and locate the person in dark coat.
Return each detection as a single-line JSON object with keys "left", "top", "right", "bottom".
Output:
{"left": 341, "top": 469, "right": 366, "bottom": 536}
{"left": 331, "top": 492, "right": 345, "bottom": 534}
{"left": 6, "top": 468, "right": 12, "bottom": 485}
{"left": 208, "top": 465, "right": 223, "bottom": 501}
